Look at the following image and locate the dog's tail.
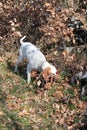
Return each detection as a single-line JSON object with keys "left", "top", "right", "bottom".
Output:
{"left": 20, "top": 35, "right": 26, "bottom": 45}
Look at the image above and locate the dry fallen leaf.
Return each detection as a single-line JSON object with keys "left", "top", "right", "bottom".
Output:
{"left": 37, "top": 80, "right": 42, "bottom": 87}
{"left": 0, "top": 111, "right": 4, "bottom": 116}
{"left": 19, "top": 109, "right": 29, "bottom": 117}
{"left": 44, "top": 82, "right": 52, "bottom": 89}
{"left": 31, "top": 70, "right": 38, "bottom": 78}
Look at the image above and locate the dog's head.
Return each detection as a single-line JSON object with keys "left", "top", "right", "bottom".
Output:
{"left": 42, "top": 62, "right": 57, "bottom": 75}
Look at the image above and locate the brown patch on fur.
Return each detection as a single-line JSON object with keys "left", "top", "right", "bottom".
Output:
{"left": 42, "top": 67, "right": 55, "bottom": 89}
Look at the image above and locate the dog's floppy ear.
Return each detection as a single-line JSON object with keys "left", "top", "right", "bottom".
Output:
{"left": 42, "top": 67, "right": 52, "bottom": 80}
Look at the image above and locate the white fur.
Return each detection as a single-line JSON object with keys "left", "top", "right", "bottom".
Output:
{"left": 14, "top": 36, "right": 57, "bottom": 83}
{"left": 42, "top": 62, "right": 57, "bottom": 75}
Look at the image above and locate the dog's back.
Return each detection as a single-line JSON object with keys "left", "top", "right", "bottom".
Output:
{"left": 27, "top": 50, "right": 46, "bottom": 71}
{"left": 20, "top": 36, "right": 39, "bottom": 57}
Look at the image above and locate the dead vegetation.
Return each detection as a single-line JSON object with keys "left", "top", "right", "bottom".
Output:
{"left": 0, "top": 0, "right": 87, "bottom": 129}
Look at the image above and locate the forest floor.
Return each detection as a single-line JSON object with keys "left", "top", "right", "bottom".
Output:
{"left": 0, "top": 46, "right": 87, "bottom": 130}
{"left": 0, "top": 0, "right": 87, "bottom": 130}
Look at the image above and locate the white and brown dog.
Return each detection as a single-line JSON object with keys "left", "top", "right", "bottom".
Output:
{"left": 14, "top": 36, "right": 57, "bottom": 83}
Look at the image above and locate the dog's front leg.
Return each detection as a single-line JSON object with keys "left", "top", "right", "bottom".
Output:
{"left": 27, "top": 64, "right": 32, "bottom": 83}
{"left": 27, "top": 72, "right": 31, "bottom": 83}
{"left": 14, "top": 56, "right": 23, "bottom": 72}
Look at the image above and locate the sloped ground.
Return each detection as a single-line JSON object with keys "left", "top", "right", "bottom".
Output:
{"left": 0, "top": 0, "right": 87, "bottom": 130}
{"left": 0, "top": 47, "right": 87, "bottom": 130}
